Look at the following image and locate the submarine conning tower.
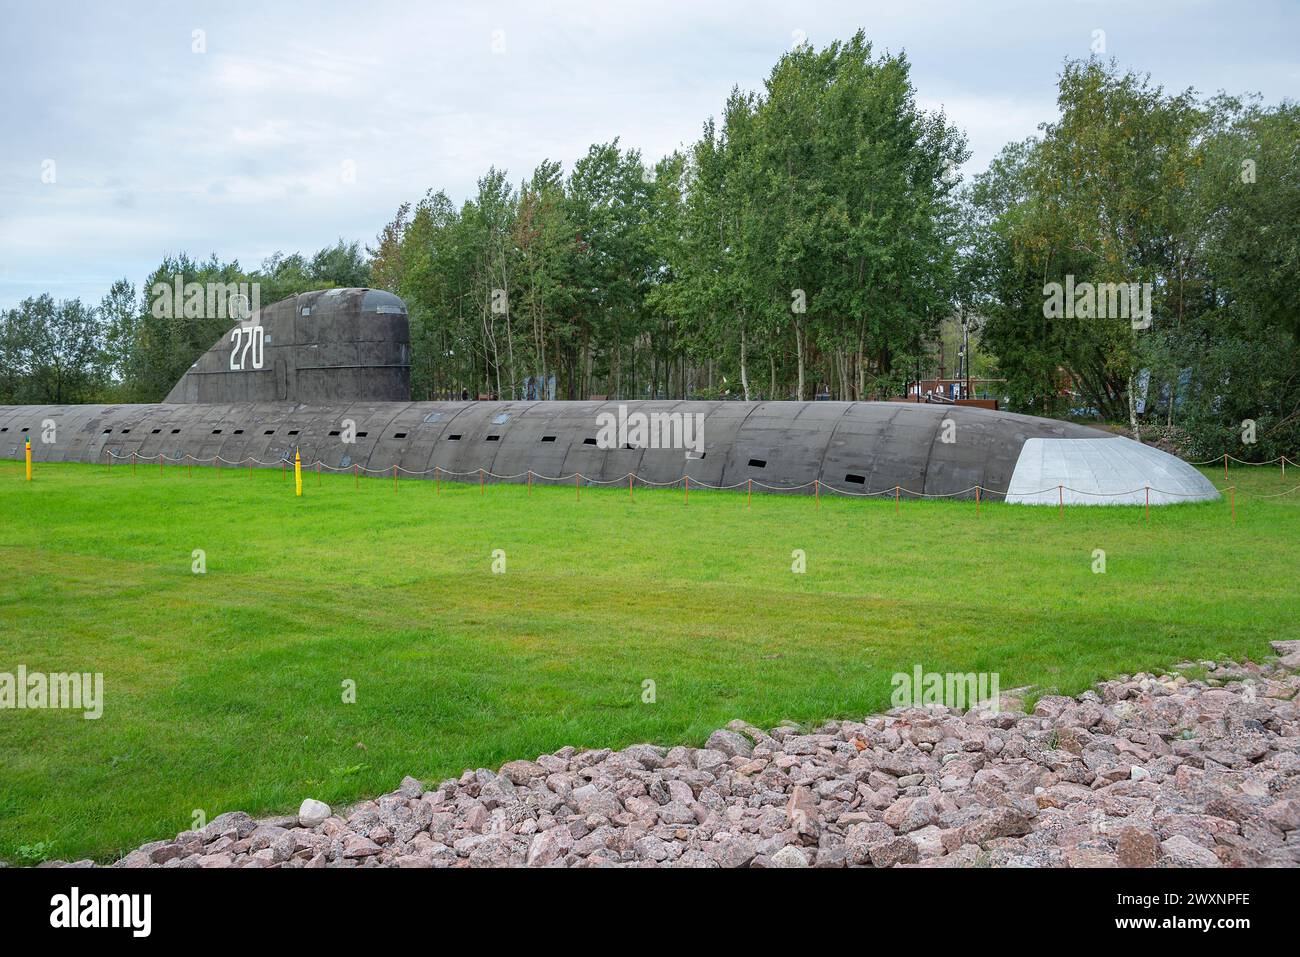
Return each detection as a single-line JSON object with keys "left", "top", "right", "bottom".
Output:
{"left": 164, "top": 288, "right": 410, "bottom": 404}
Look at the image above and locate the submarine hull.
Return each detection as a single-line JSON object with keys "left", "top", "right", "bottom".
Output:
{"left": 0, "top": 398, "right": 1220, "bottom": 503}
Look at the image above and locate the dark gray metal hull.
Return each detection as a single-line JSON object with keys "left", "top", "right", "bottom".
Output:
{"left": 164, "top": 288, "right": 410, "bottom": 404}
{"left": 0, "top": 288, "right": 1219, "bottom": 503}
{"left": 0, "top": 399, "right": 1115, "bottom": 498}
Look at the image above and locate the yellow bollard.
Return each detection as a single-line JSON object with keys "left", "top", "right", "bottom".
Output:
{"left": 294, "top": 449, "right": 302, "bottom": 497}
{"left": 25, "top": 438, "right": 32, "bottom": 482}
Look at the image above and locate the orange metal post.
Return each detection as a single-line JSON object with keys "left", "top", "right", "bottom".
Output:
{"left": 684, "top": 474, "right": 689, "bottom": 504}
{"left": 815, "top": 479, "right": 820, "bottom": 510}
{"left": 975, "top": 485, "right": 981, "bottom": 517}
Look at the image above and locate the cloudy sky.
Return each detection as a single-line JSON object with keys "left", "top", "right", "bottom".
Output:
{"left": 1, "top": 0, "right": 1296, "bottom": 309}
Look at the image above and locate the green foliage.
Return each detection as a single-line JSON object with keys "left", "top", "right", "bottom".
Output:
{"left": 257, "top": 240, "right": 370, "bottom": 305}
{"left": 0, "top": 295, "right": 105, "bottom": 404}
{"left": 6, "top": 37, "right": 1294, "bottom": 435}
{"left": 374, "top": 32, "right": 965, "bottom": 402}
{"left": 128, "top": 253, "right": 253, "bottom": 401}
{"left": 0, "top": 241, "right": 375, "bottom": 404}
{"left": 14, "top": 841, "right": 56, "bottom": 866}
{"left": 967, "top": 59, "right": 1300, "bottom": 455}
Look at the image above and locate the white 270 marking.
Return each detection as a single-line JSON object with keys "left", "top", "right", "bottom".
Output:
{"left": 229, "top": 325, "right": 265, "bottom": 371}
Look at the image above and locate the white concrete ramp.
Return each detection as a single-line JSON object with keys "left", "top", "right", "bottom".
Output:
{"left": 1005, "top": 437, "right": 1220, "bottom": 505}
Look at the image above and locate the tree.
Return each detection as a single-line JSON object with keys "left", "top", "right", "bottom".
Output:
{"left": 98, "top": 279, "right": 137, "bottom": 387}
{"left": 968, "top": 58, "right": 1299, "bottom": 457}
{"left": 0, "top": 295, "right": 105, "bottom": 403}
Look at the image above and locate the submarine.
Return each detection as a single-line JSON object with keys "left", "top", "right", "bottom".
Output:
{"left": 0, "top": 288, "right": 1220, "bottom": 505}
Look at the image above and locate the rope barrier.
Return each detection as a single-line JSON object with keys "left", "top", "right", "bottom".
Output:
{"left": 84, "top": 449, "right": 1300, "bottom": 500}
{"left": 1188, "top": 453, "right": 1292, "bottom": 466}
{"left": 1248, "top": 483, "right": 1300, "bottom": 499}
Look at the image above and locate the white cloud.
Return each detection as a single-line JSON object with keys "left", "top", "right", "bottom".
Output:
{"left": 1, "top": 0, "right": 1297, "bottom": 309}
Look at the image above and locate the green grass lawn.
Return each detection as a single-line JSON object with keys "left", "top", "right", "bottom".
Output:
{"left": 0, "top": 459, "right": 1296, "bottom": 863}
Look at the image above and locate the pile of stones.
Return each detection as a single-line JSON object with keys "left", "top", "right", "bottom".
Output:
{"left": 47, "top": 641, "right": 1300, "bottom": 868}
